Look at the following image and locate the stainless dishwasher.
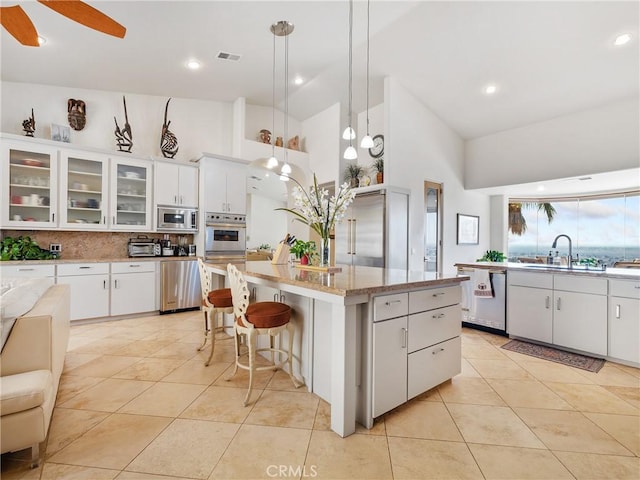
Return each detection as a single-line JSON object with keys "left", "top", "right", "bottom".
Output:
{"left": 160, "top": 260, "right": 200, "bottom": 313}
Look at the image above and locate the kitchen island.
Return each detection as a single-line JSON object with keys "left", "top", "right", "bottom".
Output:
{"left": 205, "top": 260, "right": 468, "bottom": 437}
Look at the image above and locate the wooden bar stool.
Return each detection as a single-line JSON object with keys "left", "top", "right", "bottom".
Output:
{"left": 197, "top": 258, "right": 234, "bottom": 366}
{"left": 226, "top": 263, "right": 302, "bottom": 405}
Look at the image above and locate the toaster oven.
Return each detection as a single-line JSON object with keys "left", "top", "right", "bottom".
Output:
{"left": 128, "top": 236, "right": 159, "bottom": 257}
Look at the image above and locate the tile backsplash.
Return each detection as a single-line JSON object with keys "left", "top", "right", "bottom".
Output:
{"left": 1, "top": 230, "right": 193, "bottom": 260}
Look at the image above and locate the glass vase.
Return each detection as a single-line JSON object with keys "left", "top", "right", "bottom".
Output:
{"left": 319, "top": 235, "right": 330, "bottom": 267}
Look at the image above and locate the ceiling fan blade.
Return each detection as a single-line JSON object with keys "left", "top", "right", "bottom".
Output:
{"left": 0, "top": 5, "right": 40, "bottom": 46}
{"left": 37, "top": 0, "right": 126, "bottom": 38}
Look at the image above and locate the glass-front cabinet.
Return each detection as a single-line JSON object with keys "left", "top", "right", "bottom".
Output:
{"left": 1, "top": 140, "right": 59, "bottom": 228}
{"left": 59, "top": 150, "right": 109, "bottom": 229}
{"left": 109, "top": 156, "right": 153, "bottom": 231}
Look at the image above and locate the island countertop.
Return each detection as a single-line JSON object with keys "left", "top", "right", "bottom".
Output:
{"left": 204, "top": 261, "right": 468, "bottom": 297}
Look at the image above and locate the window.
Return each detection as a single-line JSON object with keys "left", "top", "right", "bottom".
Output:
{"left": 508, "top": 192, "right": 640, "bottom": 266}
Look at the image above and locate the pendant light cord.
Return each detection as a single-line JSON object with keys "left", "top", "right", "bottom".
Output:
{"left": 348, "top": 0, "right": 353, "bottom": 145}
{"left": 271, "top": 29, "right": 276, "bottom": 158}
{"left": 284, "top": 28, "right": 289, "bottom": 164}
{"left": 365, "top": 0, "right": 370, "bottom": 135}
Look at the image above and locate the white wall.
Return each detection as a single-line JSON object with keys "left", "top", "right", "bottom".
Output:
{"left": 245, "top": 104, "right": 302, "bottom": 145}
{"left": 357, "top": 103, "right": 385, "bottom": 182}
{"left": 385, "top": 77, "right": 490, "bottom": 271}
{"left": 302, "top": 102, "right": 341, "bottom": 185}
{"left": 247, "top": 193, "right": 287, "bottom": 249}
{"left": 1, "top": 81, "right": 234, "bottom": 161}
{"left": 490, "top": 195, "right": 508, "bottom": 253}
{"left": 465, "top": 97, "right": 640, "bottom": 190}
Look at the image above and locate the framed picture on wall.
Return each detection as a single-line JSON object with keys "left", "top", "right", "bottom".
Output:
{"left": 457, "top": 214, "right": 479, "bottom": 245}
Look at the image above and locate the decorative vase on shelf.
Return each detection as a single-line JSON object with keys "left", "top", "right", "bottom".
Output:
{"left": 376, "top": 172, "right": 383, "bottom": 184}
{"left": 319, "top": 235, "right": 330, "bottom": 268}
{"left": 300, "top": 254, "right": 309, "bottom": 265}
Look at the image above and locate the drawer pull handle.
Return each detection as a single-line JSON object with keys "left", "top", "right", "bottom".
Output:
{"left": 79, "top": 266, "right": 91, "bottom": 269}
{"left": 385, "top": 300, "right": 402, "bottom": 306}
{"left": 129, "top": 264, "right": 141, "bottom": 268}
{"left": 432, "top": 292, "right": 445, "bottom": 297}
{"left": 616, "top": 304, "right": 620, "bottom": 319}
{"left": 432, "top": 313, "right": 445, "bottom": 319}
{"left": 103, "top": 280, "right": 107, "bottom": 289}
{"left": 432, "top": 348, "right": 445, "bottom": 355}
{"left": 18, "top": 268, "right": 35, "bottom": 271}
{"left": 401, "top": 327, "right": 407, "bottom": 348}
{"left": 635, "top": 286, "right": 640, "bottom": 289}
{"left": 545, "top": 296, "right": 550, "bottom": 309}
{"left": 556, "top": 297, "right": 561, "bottom": 311}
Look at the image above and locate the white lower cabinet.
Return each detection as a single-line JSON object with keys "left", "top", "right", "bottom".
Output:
{"left": 372, "top": 285, "right": 461, "bottom": 418}
{"left": 508, "top": 271, "right": 610, "bottom": 357}
{"left": 1, "top": 264, "right": 55, "bottom": 277}
{"left": 111, "top": 262, "right": 156, "bottom": 316}
{"left": 56, "top": 263, "right": 109, "bottom": 321}
{"left": 608, "top": 279, "right": 640, "bottom": 363}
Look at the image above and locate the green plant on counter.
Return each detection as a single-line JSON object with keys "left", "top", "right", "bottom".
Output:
{"left": 1, "top": 236, "right": 56, "bottom": 261}
{"left": 258, "top": 243, "right": 271, "bottom": 251}
{"left": 289, "top": 239, "right": 317, "bottom": 261}
{"left": 476, "top": 250, "right": 506, "bottom": 262}
{"left": 579, "top": 257, "right": 599, "bottom": 267}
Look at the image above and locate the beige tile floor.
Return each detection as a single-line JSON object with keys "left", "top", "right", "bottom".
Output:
{"left": 2, "top": 310, "right": 639, "bottom": 480}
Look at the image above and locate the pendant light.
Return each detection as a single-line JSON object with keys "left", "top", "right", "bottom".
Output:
{"left": 270, "top": 20, "right": 294, "bottom": 177}
{"left": 343, "top": 0, "right": 357, "bottom": 160}
{"left": 266, "top": 25, "right": 278, "bottom": 169}
{"left": 360, "top": 0, "right": 374, "bottom": 149}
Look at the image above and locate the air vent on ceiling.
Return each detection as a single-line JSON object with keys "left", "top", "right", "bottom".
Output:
{"left": 579, "top": 176, "right": 593, "bottom": 181}
{"left": 217, "top": 51, "right": 241, "bottom": 61}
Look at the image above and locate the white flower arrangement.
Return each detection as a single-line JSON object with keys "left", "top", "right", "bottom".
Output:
{"left": 277, "top": 173, "right": 356, "bottom": 244}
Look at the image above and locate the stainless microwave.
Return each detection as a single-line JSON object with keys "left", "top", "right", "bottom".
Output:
{"left": 157, "top": 206, "right": 198, "bottom": 232}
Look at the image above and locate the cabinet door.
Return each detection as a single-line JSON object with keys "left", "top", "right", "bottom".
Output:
{"left": 224, "top": 162, "right": 247, "bottom": 214}
{"left": 2, "top": 141, "right": 58, "bottom": 228}
{"left": 110, "top": 157, "right": 153, "bottom": 230}
{"left": 203, "top": 158, "right": 229, "bottom": 212}
{"left": 59, "top": 150, "right": 109, "bottom": 229}
{"left": 553, "top": 291, "right": 607, "bottom": 355}
{"left": 178, "top": 165, "right": 199, "bottom": 207}
{"left": 372, "top": 316, "right": 407, "bottom": 418}
{"left": 111, "top": 271, "right": 156, "bottom": 316}
{"left": 155, "top": 162, "right": 180, "bottom": 206}
{"left": 609, "top": 296, "right": 640, "bottom": 363}
{"left": 57, "top": 274, "right": 110, "bottom": 321}
{"left": 507, "top": 285, "right": 553, "bottom": 343}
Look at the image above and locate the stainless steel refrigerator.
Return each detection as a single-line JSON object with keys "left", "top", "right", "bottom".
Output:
{"left": 335, "top": 187, "right": 409, "bottom": 269}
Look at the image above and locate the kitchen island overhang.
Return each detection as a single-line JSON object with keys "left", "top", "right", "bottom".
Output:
{"left": 205, "top": 260, "right": 468, "bottom": 437}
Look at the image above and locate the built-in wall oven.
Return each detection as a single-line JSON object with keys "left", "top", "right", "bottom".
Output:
{"left": 205, "top": 212, "right": 246, "bottom": 262}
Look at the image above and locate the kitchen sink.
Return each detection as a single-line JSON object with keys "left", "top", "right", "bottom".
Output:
{"left": 520, "top": 264, "right": 607, "bottom": 272}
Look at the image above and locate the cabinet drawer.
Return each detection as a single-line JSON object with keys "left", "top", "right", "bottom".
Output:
{"left": 373, "top": 293, "right": 408, "bottom": 321}
{"left": 409, "top": 286, "right": 460, "bottom": 314}
{"left": 508, "top": 271, "right": 552, "bottom": 289}
{"left": 554, "top": 275, "right": 607, "bottom": 295}
{"left": 1, "top": 264, "right": 55, "bottom": 277}
{"left": 408, "top": 305, "right": 461, "bottom": 353}
{"left": 609, "top": 279, "right": 640, "bottom": 299}
{"left": 408, "top": 336, "right": 461, "bottom": 400}
{"left": 57, "top": 262, "right": 109, "bottom": 276}
{"left": 111, "top": 261, "right": 156, "bottom": 274}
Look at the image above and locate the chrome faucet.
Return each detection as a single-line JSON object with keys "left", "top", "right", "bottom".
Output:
{"left": 551, "top": 234, "right": 573, "bottom": 267}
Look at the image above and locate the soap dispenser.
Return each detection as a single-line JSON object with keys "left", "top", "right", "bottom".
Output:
{"left": 547, "top": 251, "right": 553, "bottom": 265}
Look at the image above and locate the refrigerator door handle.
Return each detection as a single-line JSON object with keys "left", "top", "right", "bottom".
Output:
{"left": 347, "top": 219, "right": 352, "bottom": 255}
{"left": 351, "top": 219, "right": 356, "bottom": 255}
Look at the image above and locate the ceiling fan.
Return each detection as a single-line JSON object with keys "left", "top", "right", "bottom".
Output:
{"left": 0, "top": 0, "right": 126, "bottom": 46}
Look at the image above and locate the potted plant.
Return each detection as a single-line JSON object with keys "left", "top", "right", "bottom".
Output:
{"left": 372, "top": 157, "right": 384, "bottom": 184}
{"left": 290, "top": 239, "right": 317, "bottom": 265}
{"left": 344, "top": 163, "right": 363, "bottom": 188}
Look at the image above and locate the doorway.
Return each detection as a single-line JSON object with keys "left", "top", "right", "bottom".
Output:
{"left": 424, "top": 181, "right": 442, "bottom": 273}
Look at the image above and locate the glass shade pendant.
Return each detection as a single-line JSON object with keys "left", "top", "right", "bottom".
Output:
{"left": 360, "top": 134, "right": 374, "bottom": 148}
{"left": 281, "top": 162, "right": 292, "bottom": 174}
{"left": 342, "top": 126, "right": 356, "bottom": 140}
{"left": 344, "top": 144, "right": 357, "bottom": 160}
{"left": 266, "top": 155, "right": 278, "bottom": 169}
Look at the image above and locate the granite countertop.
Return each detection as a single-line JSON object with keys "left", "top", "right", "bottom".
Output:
{"left": 206, "top": 261, "right": 467, "bottom": 297}
{"left": 0, "top": 256, "right": 197, "bottom": 266}
{"left": 454, "top": 262, "right": 640, "bottom": 280}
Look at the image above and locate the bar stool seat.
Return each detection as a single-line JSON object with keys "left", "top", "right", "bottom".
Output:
{"left": 226, "top": 263, "right": 302, "bottom": 405}
{"left": 197, "top": 258, "right": 234, "bottom": 366}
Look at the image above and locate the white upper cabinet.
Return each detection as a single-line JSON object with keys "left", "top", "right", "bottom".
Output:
{"left": 58, "top": 149, "right": 109, "bottom": 229}
{"left": 155, "top": 161, "right": 199, "bottom": 208}
{"left": 201, "top": 155, "right": 247, "bottom": 214}
{"left": 1, "top": 139, "right": 59, "bottom": 229}
{"left": 109, "top": 156, "right": 153, "bottom": 231}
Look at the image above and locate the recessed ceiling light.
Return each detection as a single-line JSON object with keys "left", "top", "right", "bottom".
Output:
{"left": 484, "top": 84, "right": 497, "bottom": 95}
{"left": 293, "top": 76, "right": 303, "bottom": 85}
{"left": 536, "top": 185, "right": 545, "bottom": 192}
{"left": 186, "top": 59, "right": 201, "bottom": 70}
{"left": 37, "top": 36, "right": 47, "bottom": 45}
{"left": 614, "top": 33, "right": 632, "bottom": 46}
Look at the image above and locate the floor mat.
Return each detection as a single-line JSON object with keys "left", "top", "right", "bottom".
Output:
{"left": 502, "top": 339, "right": 605, "bottom": 372}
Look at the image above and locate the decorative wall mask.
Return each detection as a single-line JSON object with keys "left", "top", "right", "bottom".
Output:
{"left": 67, "top": 98, "right": 86, "bottom": 131}
{"left": 114, "top": 95, "right": 132, "bottom": 152}
{"left": 160, "top": 98, "right": 179, "bottom": 158}
{"left": 22, "top": 108, "right": 35, "bottom": 136}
